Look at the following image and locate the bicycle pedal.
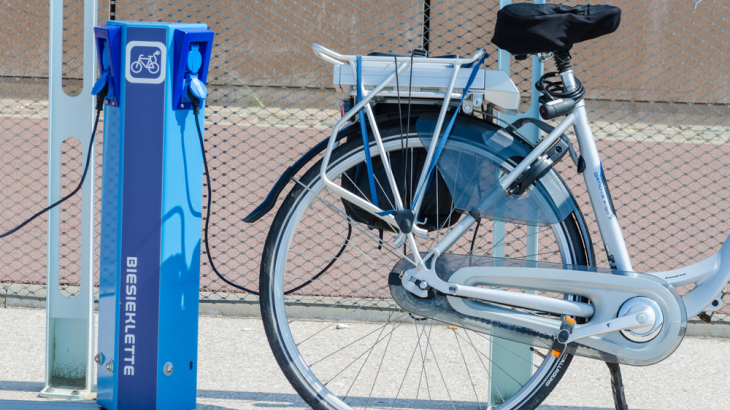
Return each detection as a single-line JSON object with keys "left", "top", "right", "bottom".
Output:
{"left": 561, "top": 316, "right": 576, "bottom": 332}
{"left": 550, "top": 316, "right": 576, "bottom": 357}
{"left": 698, "top": 311, "right": 713, "bottom": 323}
{"left": 557, "top": 316, "right": 576, "bottom": 342}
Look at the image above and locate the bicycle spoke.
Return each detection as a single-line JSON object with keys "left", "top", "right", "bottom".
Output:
{"left": 463, "top": 329, "right": 506, "bottom": 404}
{"left": 454, "top": 330, "right": 525, "bottom": 389}
{"left": 292, "top": 177, "right": 414, "bottom": 265}
{"left": 305, "top": 191, "right": 398, "bottom": 269}
{"left": 389, "top": 319, "right": 428, "bottom": 410}
{"left": 322, "top": 320, "right": 410, "bottom": 389}
{"left": 424, "top": 325, "right": 456, "bottom": 410}
{"left": 289, "top": 249, "right": 359, "bottom": 264}
{"left": 452, "top": 327, "right": 485, "bottom": 410}
{"left": 412, "top": 318, "right": 432, "bottom": 407}
{"left": 364, "top": 311, "right": 400, "bottom": 410}
{"left": 337, "top": 318, "right": 389, "bottom": 395}
{"left": 293, "top": 295, "right": 392, "bottom": 345}
{"left": 473, "top": 331, "right": 540, "bottom": 370}
{"left": 310, "top": 313, "right": 409, "bottom": 368}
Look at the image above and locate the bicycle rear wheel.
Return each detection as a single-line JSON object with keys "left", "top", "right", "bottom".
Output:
{"left": 260, "top": 120, "right": 590, "bottom": 410}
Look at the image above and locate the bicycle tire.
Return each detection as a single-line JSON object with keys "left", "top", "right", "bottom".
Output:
{"left": 260, "top": 118, "right": 589, "bottom": 410}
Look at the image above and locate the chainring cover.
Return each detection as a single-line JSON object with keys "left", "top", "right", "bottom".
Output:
{"left": 390, "top": 254, "right": 686, "bottom": 365}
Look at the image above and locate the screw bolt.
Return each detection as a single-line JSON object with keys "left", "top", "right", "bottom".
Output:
{"left": 105, "top": 360, "right": 114, "bottom": 373}
{"left": 94, "top": 352, "right": 103, "bottom": 366}
{"left": 164, "top": 362, "right": 173, "bottom": 376}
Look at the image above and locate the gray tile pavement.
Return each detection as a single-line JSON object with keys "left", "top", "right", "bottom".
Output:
{"left": 1, "top": 306, "right": 729, "bottom": 410}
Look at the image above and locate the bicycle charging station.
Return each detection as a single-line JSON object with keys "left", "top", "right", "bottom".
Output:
{"left": 25, "top": 1, "right": 730, "bottom": 409}
{"left": 92, "top": 21, "right": 213, "bottom": 410}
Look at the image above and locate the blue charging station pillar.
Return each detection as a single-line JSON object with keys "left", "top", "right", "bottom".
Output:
{"left": 93, "top": 21, "right": 214, "bottom": 410}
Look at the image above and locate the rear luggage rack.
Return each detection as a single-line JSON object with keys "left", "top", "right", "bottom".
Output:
{"left": 312, "top": 44, "right": 522, "bottom": 250}
{"left": 315, "top": 44, "right": 521, "bottom": 113}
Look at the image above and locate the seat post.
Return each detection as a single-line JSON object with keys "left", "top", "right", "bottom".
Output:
{"left": 554, "top": 50, "right": 578, "bottom": 92}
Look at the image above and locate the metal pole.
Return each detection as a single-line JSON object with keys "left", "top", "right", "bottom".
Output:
{"left": 489, "top": 0, "right": 544, "bottom": 406}
{"left": 41, "top": 0, "right": 97, "bottom": 400}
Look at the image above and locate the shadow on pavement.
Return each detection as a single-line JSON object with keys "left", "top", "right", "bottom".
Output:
{"left": 0, "top": 400, "right": 98, "bottom": 410}
{"left": 1, "top": 382, "right": 644, "bottom": 410}
{"left": 0, "top": 382, "right": 45, "bottom": 393}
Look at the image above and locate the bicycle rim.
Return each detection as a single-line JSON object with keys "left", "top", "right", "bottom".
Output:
{"left": 261, "top": 132, "right": 586, "bottom": 410}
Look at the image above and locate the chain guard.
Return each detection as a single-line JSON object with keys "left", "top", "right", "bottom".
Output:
{"left": 390, "top": 254, "right": 687, "bottom": 365}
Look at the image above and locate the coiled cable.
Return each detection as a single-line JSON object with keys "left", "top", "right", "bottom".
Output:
{"left": 535, "top": 72, "right": 585, "bottom": 102}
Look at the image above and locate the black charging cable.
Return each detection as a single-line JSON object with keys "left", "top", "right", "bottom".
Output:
{"left": 190, "top": 92, "right": 351, "bottom": 296}
{"left": 189, "top": 92, "right": 260, "bottom": 295}
{"left": 0, "top": 85, "right": 107, "bottom": 240}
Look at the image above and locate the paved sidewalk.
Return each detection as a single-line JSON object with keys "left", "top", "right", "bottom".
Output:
{"left": 1, "top": 306, "right": 729, "bottom": 410}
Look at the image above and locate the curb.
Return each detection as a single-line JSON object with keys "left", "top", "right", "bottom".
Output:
{"left": 3, "top": 287, "right": 728, "bottom": 338}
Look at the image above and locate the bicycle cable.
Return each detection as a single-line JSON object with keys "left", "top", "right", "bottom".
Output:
{"left": 0, "top": 87, "right": 107, "bottom": 240}
{"left": 191, "top": 99, "right": 351, "bottom": 295}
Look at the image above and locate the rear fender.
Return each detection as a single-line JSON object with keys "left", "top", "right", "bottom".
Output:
{"left": 416, "top": 113, "right": 594, "bottom": 264}
{"left": 246, "top": 110, "right": 594, "bottom": 268}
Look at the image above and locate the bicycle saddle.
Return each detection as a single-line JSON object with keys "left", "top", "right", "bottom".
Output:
{"left": 491, "top": 3, "right": 621, "bottom": 56}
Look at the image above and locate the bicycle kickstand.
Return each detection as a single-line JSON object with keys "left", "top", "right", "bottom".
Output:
{"left": 606, "top": 361, "right": 629, "bottom": 410}
{"left": 551, "top": 316, "right": 630, "bottom": 410}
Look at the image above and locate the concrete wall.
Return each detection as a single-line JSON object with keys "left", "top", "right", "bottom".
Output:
{"left": 2, "top": 0, "right": 727, "bottom": 104}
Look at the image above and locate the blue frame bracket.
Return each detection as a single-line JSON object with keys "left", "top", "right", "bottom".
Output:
{"left": 172, "top": 29, "right": 215, "bottom": 111}
{"left": 94, "top": 25, "right": 122, "bottom": 107}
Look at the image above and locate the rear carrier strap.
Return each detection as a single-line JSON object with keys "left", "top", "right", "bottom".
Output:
{"left": 356, "top": 55, "right": 380, "bottom": 207}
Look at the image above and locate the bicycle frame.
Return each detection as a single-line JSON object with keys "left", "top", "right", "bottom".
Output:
{"left": 313, "top": 44, "right": 730, "bottom": 320}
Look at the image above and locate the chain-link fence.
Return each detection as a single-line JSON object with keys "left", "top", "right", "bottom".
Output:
{"left": 0, "top": 0, "right": 728, "bottom": 324}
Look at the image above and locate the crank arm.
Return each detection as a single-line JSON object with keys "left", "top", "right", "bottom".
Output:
{"left": 442, "top": 263, "right": 686, "bottom": 366}
{"left": 564, "top": 305, "right": 654, "bottom": 344}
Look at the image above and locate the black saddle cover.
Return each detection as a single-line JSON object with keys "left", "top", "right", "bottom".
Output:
{"left": 491, "top": 3, "right": 621, "bottom": 55}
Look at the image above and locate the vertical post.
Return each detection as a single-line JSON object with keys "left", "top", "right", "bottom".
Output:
{"left": 489, "top": 0, "right": 544, "bottom": 406}
{"left": 42, "top": 0, "right": 98, "bottom": 400}
{"left": 95, "top": 22, "right": 213, "bottom": 410}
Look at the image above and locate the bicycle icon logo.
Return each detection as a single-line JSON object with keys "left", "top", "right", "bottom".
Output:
{"left": 130, "top": 50, "right": 160, "bottom": 75}
{"left": 125, "top": 41, "right": 166, "bottom": 84}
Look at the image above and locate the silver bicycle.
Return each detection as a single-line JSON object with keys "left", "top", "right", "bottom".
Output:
{"left": 248, "top": 4, "right": 730, "bottom": 409}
